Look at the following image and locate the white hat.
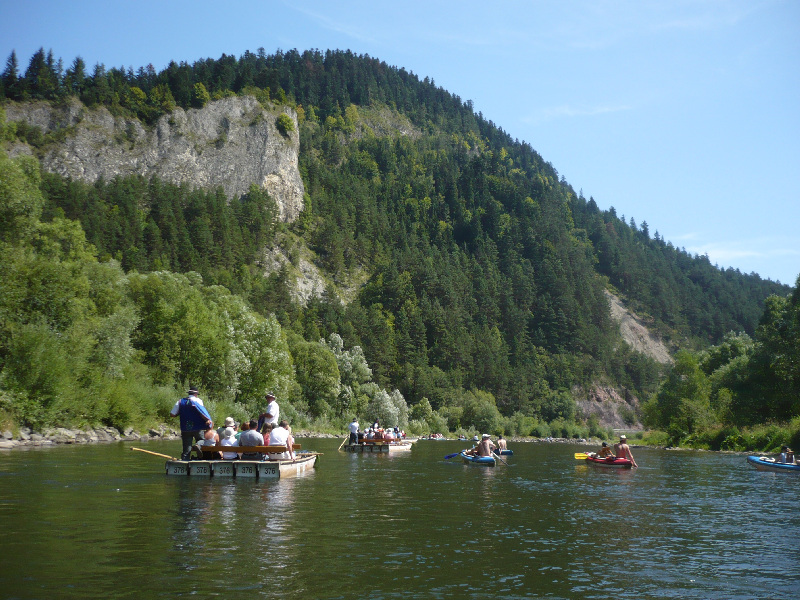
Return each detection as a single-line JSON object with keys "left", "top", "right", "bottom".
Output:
{"left": 482, "top": 433, "right": 491, "bottom": 439}
{"left": 223, "top": 427, "right": 235, "bottom": 438}
{"left": 224, "top": 417, "right": 236, "bottom": 427}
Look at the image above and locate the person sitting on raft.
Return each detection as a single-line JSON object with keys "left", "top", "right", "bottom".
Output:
{"left": 614, "top": 434, "right": 638, "bottom": 468}
{"left": 467, "top": 434, "right": 496, "bottom": 457}
{"left": 268, "top": 420, "right": 295, "bottom": 460}
{"left": 599, "top": 442, "right": 614, "bottom": 458}
{"left": 239, "top": 419, "right": 266, "bottom": 460}
{"left": 200, "top": 427, "right": 222, "bottom": 459}
{"left": 220, "top": 427, "right": 239, "bottom": 459}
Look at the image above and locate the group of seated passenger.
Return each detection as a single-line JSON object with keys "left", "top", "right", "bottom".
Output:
{"left": 356, "top": 425, "right": 405, "bottom": 442}
{"left": 195, "top": 416, "right": 294, "bottom": 461}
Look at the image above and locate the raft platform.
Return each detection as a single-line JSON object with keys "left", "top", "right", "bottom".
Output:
{"left": 165, "top": 454, "right": 317, "bottom": 478}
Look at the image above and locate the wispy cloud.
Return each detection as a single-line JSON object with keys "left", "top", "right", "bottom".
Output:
{"left": 680, "top": 236, "right": 800, "bottom": 281}
{"left": 283, "top": 3, "right": 376, "bottom": 44}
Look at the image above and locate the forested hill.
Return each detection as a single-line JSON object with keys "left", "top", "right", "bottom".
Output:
{"left": 1, "top": 47, "right": 793, "bottom": 435}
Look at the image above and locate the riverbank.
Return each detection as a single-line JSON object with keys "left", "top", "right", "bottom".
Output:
{"left": 0, "top": 425, "right": 180, "bottom": 449}
{"left": 0, "top": 426, "right": 345, "bottom": 450}
{"left": 0, "top": 427, "right": 594, "bottom": 450}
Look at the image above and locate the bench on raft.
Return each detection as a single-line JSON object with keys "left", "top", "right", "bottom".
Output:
{"left": 197, "top": 444, "right": 301, "bottom": 459}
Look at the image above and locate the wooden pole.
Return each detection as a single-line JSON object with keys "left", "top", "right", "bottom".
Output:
{"left": 131, "top": 447, "right": 177, "bottom": 460}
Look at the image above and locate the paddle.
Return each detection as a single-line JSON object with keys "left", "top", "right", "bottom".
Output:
{"left": 444, "top": 452, "right": 462, "bottom": 460}
{"left": 494, "top": 452, "right": 511, "bottom": 466}
{"left": 131, "top": 447, "right": 177, "bottom": 460}
{"left": 574, "top": 452, "right": 589, "bottom": 460}
{"left": 338, "top": 436, "right": 348, "bottom": 451}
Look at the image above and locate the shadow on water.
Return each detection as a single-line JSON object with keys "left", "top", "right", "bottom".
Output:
{"left": 1, "top": 440, "right": 798, "bottom": 599}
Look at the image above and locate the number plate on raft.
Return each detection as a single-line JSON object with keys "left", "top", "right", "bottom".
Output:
{"left": 165, "top": 461, "right": 188, "bottom": 476}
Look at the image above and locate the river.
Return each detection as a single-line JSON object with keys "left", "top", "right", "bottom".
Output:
{"left": 0, "top": 439, "right": 797, "bottom": 599}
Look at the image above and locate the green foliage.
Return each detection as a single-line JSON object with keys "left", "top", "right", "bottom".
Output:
{"left": 0, "top": 151, "right": 44, "bottom": 244}
{"left": 644, "top": 351, "right": 710, "bottom": 431}
{"left": 192, "top": 82, "right": 210, "bottom": 108}
{"left": 290, "top": 338, "right": 341, "bottom": 419}
{"left": 126, "top": 271, "right": 293, "bottom": 406}
{"left": 276, "top": 113, "right": 295, "bottom": 136}
{"left": 363, "top": 384, "right": 408, "bottom": 428}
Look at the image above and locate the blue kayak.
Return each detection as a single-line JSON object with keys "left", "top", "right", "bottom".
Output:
{"left": 747, "top": 455, "right": 800, "bottom": 473}
{"left": 493, "top": 449, "right": 513, "bottom": 456}
{"left": 460, "top": 451, "right": 496, "bottom": 466}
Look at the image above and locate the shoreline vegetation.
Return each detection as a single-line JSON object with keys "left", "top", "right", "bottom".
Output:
{"left": 2, "top": 422, "right": 797, "bottom": 456}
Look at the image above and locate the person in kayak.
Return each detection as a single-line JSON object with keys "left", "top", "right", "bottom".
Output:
{"left": 467, "top": 434, "right": 496, "bottom": 457}
{"left": 598, "top": 442, "right": 614, "bottom": 458}
{"left": 778, "top": 446, "right": 794, "bottom": 463}
{"left": 614, "top": 434, "right": 638, "bottom": 467}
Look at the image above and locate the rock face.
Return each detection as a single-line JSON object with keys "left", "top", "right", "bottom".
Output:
{"left": 5, "top": 96, "right": 304, "bottom": 222}
{"left": 605, "top": 290, "right": 672, "bottom": 364}
{"left": 576, "top": 386, "right": 643, "bottom": 430}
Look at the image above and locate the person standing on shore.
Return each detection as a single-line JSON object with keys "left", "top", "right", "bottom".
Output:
{"left": 614, "top": 434, "right": 638, "bottom": 467}
{"left": 170, "top": 387, "right": 212, "bottom": 461}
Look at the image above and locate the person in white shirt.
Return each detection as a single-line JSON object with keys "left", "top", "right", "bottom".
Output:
{"left": 268, "top": 420, "right": 294, "bottom": 460}
{"left": 348, "top": 418, "right": 359, "bottom": 445}
{"left": 259, "top": 392, "right": 279, "bottom": 429}
{"left": 220, "top": 427, "right": 239, "bottom": 459}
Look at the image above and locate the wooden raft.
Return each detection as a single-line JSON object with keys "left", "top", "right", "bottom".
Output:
{"left": 165, "top": 443, "right": 315, "bottom": 479}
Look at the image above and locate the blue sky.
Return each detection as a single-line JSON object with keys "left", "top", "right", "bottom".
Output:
{"left": 2, "top": 0, "right": 798, "bottom": 285}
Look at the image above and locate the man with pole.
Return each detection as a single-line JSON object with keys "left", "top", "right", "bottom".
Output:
{"left": 170, "top": 387, "right": 213, "bottom": 461}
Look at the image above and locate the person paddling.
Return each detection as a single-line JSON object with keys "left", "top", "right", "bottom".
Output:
{"left": 468, "top": 434, "right": 496, "bottom": 457}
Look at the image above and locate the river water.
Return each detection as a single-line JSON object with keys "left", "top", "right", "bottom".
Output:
{"left": 0, "top": 439, "right": 797, "bottom": 600}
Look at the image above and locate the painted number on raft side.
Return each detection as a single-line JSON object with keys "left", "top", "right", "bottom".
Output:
{"left": 259, "top": 465, "right": 279, "bottom": 478}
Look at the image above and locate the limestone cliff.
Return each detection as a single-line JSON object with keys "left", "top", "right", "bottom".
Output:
{"left": 5, "top": 96, "right": 304, "bottom": 221}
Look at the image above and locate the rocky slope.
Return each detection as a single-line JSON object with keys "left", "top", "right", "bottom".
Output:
{"left": 605, "top": 290, "right": 672, "bottom": 364}
{"left": 5, "top": 96, "right": 304, "bottom": 221}
{"left": 574, "top": 292, "right": 673, "bottom": 430}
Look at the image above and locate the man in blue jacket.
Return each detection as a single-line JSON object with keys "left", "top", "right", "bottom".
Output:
{"left": 170, "top": 387, "right": 213, "bottom": 460}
